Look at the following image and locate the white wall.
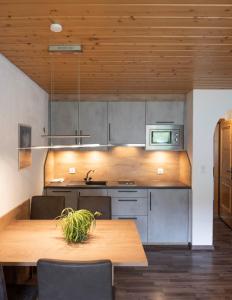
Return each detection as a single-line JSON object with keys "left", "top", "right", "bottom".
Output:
{"left": 225, "top": 110, "right": 232, "bottom": 119}
{"left": 0, "top": 54, "right": 48, "bottom": 217}
{"left": 188, "top": 89, "right": 232, "bottom": 246}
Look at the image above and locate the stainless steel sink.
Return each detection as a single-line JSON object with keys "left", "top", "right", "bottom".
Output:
{"left": 85, "top": 181, "right": 107, "bottom": 186}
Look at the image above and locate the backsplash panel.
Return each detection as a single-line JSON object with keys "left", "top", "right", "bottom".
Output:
{"left": 44, "top": 148, "right": 191, "bottom": 185}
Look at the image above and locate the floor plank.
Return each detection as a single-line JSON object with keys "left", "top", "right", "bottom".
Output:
{"left": 114, "top": 218, "right": 232, "bottom": 300}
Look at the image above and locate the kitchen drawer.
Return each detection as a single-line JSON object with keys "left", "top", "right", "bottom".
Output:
{"left": 112, "top": 215, "right": 147, "bottom": 243}
{"left": 46, "top": 188, "right": 78, "bottom": 209}
{"left": 112, "top": 197, "right": 147, "bottom": 216}
{"left": 108, "top": 189, "right": 147, "bottom": 198}
{"left": 78, "top": 189, "right": 107, "bottom": 197}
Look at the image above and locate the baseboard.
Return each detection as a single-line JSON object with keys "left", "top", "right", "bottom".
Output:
{"left": 143, "top": 243, "right": 215, "bottom": 251}
{"left": 144, "top": 244, "right": 191, "bottom": 251}
{"left": 0, "top": 199, "right": 30, "bottom": 231}
{"left": 191, "top": 245, "right": 215, "bottom": 251}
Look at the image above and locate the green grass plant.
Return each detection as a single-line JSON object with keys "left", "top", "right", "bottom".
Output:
{"left": 57, "top": 208, "right": 101, "bottom": 243}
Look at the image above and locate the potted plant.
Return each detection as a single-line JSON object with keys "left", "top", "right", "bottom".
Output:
{"left": 57, "top": 208, "right": 101, "bottom": 243}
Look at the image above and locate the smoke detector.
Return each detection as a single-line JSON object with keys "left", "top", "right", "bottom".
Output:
{"left": 50, "top": 23, "right": 63, "bottom": 33}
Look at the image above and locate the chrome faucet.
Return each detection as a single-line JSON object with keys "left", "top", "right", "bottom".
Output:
{"left": 84, "top": 169, "right": 95, "bottom": 183}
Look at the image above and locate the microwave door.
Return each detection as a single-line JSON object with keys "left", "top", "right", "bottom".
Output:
{"left": 151, "top": 130, "right": 172, "bottom": 145}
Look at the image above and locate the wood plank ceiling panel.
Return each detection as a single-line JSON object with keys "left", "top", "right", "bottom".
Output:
{"left": 0, "top": 0, "right": 232, "bottom": 95}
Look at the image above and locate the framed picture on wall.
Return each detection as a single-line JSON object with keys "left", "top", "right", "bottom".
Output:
{"left": 18, "top": 124, "right": 32, "bottom": 169}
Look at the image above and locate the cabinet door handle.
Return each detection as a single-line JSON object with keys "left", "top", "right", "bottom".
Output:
{"left": 156, "top": 121, "right": 174, "bottom": 124}
{"left": 118, "top": 190, "right": 138, "bottom": 193}
{"left": 80, "top": 130, "right": 83, "bottom": 145}
{"left": 52, "top": 190, "right": 71, "bottom": 193}
{"left": 108, "top": 123, "right": 111, "bottom": 142}
{"left": 118, "top": 217, "right": 137, "bottom": 220}
{"left": 75, "top": 129, "right": 78, "bottom": 145}
{"left": 149, "top": 192, "right": 152, "bottom": 211}
{"left": 118, "top": 199, "right": 138, "bottom": 202}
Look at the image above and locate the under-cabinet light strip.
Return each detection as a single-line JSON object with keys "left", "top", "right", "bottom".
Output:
{"left": 41, "top": 135, "right": 90, "bottom": 138}
{"left": 17, "top": 143, "right": 146, "bottom": 150}
{"left": 17, "top": 144, "right": 101, "bottom": 150}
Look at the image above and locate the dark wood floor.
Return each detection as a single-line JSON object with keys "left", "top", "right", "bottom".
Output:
{"left": 114, "top": 219, "right": 232, "bottom": 300}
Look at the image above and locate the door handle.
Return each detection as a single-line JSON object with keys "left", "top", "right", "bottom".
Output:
{"left": 149, "top": 191, "right": 152, "bottom": 211}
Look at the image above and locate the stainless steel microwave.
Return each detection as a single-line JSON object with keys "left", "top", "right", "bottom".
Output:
{"left": 146, "top": 124, "right": 184, "bottom": 150}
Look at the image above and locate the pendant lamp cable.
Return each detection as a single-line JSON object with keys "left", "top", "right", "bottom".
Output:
{"left": 50, "top": 61, "right": 54, "bottom": 146}
{"left": 77, "top": 55, "right": 81, "bottom": 145}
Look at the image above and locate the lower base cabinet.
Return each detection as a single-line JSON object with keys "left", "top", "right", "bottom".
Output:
{"left": 148, "top": 189, "right": 190, "bottom": 244}
{"left": 112, "top": 216, "right": 148, "bottom": 243}
{"left": 45, "top": 187, "right": 190, "bottom": 245}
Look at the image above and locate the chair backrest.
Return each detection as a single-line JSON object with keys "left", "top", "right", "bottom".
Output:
{"left": 78, "top": 196, "right": 111, "bottom": 219}
{"left": 37, "top": 259, "right": 113, "bottom": 300}
{"left": 31, "top": 196, "right": 65, "bottom": 220}
{"left": 0, "top": 266, "right": 8, "bottom": 300}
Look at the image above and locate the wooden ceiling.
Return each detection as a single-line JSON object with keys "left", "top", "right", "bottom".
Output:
{"left": 0, "top": 0, "right": 232, "bottom": 95}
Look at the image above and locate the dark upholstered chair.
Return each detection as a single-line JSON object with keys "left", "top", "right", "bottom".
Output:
{"left": 0, "top": 265, "right": 7, "bottom": 300}
{"left": 0, "top": 265, "right": 37, "bottom": 300}
{"left": 30, "top": 196, "right": 65, "bottom": 220}
{"left": 78, "top": 196, "right": 111, "bottom": 219}
{"left": 37, "top": 259, "right": 113, "bottom": 300}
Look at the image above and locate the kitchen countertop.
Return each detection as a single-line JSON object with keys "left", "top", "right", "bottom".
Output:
{"left": 45, "top": 180, "right": 191, "bottom": 189}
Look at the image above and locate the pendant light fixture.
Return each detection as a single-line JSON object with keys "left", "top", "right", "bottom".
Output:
{"left": 17, "top": 45, "right": 96, "bottom": 151}
{"left": 42, "top": 50, "right": 91, "bottom": 142}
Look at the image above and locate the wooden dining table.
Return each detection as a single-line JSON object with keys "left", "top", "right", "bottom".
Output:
{"left": 0, "top": 219, "right": 148, "bottom": 268}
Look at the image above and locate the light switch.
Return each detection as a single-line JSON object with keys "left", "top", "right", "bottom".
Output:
{"left": 157, "top": 168, "right": 164, "bottom": 175}
{"left": 200, "top": 165, "right": 206, "bottom": 174}
{"left": 69, "top": 167, "right": 76, "bottom": 174}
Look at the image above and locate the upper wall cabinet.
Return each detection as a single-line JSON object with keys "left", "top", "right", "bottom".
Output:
{"left": 79, "top": 102, "right": 108, "bottom": 145}
{"left": 108, "top": 102, "right": 146, "bottom": 144}
{"left": 50, "top": 101, "right": 78, "bottom": 145}
{"left": 146, "top": 101, "right": 184, "bottom": 125}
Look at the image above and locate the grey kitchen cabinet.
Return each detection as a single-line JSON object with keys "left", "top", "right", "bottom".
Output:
{"left": 45, "top": 186, "right": 191, "bottom": 245}
{"left": 148, "top": 189, "right": 189, "bottom": 244}
{"left": 108, "top": 102, "right": 146, "bottom": 144}
{"left": 108, "top": 189, "right": 147, "bottom": 198}
{"left": 110, "top": 188, "right": 148, "bottom": 243}
{"left": 79, "top": 102, "right": 108, "bottom": 145}
{"left": 78, "top": 189, "right": 107, "bottom": 197}
{"left": 146, "top": 101, "right": 184, "bottom": 125}
{"left": 111, "top": 197, "right": 148, "bottom": 216}
{"left": 50, "top": 101, "right": 78, "bottom": 145}
{"left": 46, "top": 188, "right": 78, "bottom": 210}
{"left": 112, "top": 215, "right": 148, "bottom": 243}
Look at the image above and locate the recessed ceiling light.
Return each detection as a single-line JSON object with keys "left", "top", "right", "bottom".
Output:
{"left": 50, "top": 23, "right": 63, "bottom": 33}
